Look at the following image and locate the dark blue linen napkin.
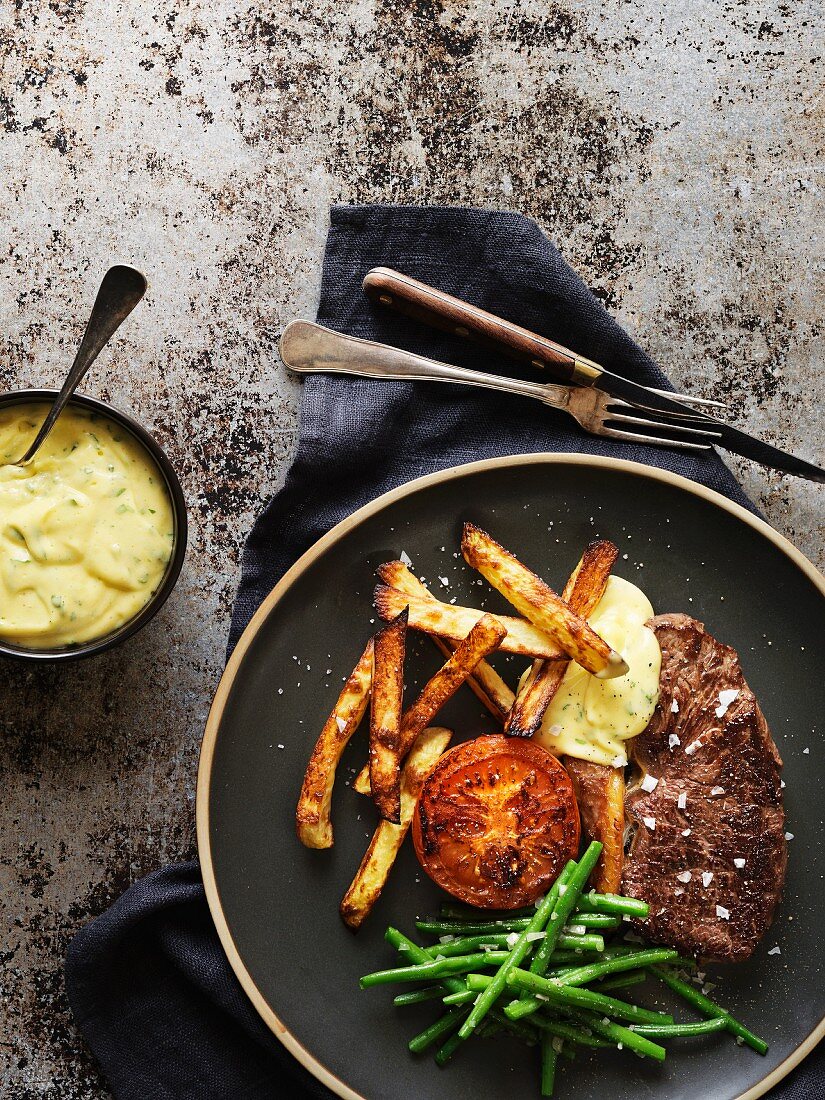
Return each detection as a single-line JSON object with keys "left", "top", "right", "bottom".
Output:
{"left": 65, "top": 205, "right": 822, "bottom": 1100}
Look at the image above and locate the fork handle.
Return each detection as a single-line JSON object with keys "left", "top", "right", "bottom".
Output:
{"left": 362, "top": 267, "right": 603, "bottom": 387}
{"left": 279, "top": 320, "right": 573, "bottom": 409}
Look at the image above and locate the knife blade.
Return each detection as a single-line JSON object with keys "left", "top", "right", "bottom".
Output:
{"left": 592, "top": 372, "right": 825, "bottom": 482}
{"left": 363, "top": 267, "right": 825, "bottom": 483}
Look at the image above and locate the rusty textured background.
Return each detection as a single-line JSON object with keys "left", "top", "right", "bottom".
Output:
{"left": 0, "top": 0, "right": 822, "bottom": 1095}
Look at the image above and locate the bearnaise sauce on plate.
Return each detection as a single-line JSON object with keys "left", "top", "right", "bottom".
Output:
{"left": 0, "top": 403, "right": 174, "bottom": 648}
{"left": 534, "top": 575, "right": 661, "bottom": 767}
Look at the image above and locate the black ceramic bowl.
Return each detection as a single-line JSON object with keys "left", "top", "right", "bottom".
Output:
{"left": 0, "top": 389, "right": 188, "bottom": 661}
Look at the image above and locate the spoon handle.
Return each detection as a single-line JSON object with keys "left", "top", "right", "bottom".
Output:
{"left": 18, "top": 265, "right": 147, "bottom": 464}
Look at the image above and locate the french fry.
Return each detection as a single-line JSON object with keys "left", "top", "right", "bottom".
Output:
{"left": 375, "top": 585, "right": 561, "bottom": 660}
{"left": 295, "top": 640, "right": 373, "bottom": 848}
{"left": 506, "top": 540, "right": 619, "bottom": 737}
{"left": 461, "top": 523, "right": 628, "bottom": 678}
{"left": 353, "top": 613, "right": 507, "bottom": 795}
{"left": 340, "top": 726, "right": 453, "bottom": 930}
{"left": 369, "top": 609, "right": 408, "bottom": 823}
{"left": 564, "top": 758, "right": 625, "bottom": 893}
{"left": 377, "top": 560, "right": 515, "bottom": 722}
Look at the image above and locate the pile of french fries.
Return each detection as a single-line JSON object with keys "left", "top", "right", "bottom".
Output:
{"left": 296, "top": 522, "right": 628, "bottom": 929}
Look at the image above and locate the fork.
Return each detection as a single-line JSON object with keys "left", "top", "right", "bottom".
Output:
{"left": 279, "top": 321, "right": 722, "bottom": 452}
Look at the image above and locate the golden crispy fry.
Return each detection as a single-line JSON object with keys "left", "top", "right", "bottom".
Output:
{"left": 354, "top": 613, "right": 507, "bottom": 795}
{"left": 506, "top": 540, "right": 619, "bottom": 737}
{"left": 378, "top": 560, "right": 514, "bottom": 722}
{"left": 340, "top": 727, "right": 453, "bottom": 930}
{"left": 375, "top": 584, "right": 561, "bottom": 660}
{"left": 461, "top": 523, "right": 627, "bottom": 678}
{"left": 564, "top": 758, "right": 625, "bottom": 893}
{"left": 295, "top": 640, "right": 373, "bottom": 848}
{"left": 369, "top": 609, "right": 408, "bottom": 823}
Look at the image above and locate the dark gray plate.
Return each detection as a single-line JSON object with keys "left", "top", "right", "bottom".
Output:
{"left": 197, "top": 455, "right": 824, "bottom": 1100}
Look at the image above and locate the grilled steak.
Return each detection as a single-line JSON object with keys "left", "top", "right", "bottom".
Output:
{"left": 622, "top": 613, "right": 786, "bottom": 962}
{"left": 564, "top": 758, "right": 624, "bottom": 894}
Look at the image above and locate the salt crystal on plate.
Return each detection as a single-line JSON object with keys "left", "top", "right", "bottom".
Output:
{"left": 803, "top": 747, "right": 810, "bottom": 754}
{"left": 677, "top": 792, "right": 687, "bottom": 809}
{"left": 439, "top": 576, "right": 449, "bottom": 586}
{"left": 335, "top": 716, "right": 347, "bottom": 733}
{"left": 715, "top": 689, "right": 739, "bottom": 718}
{"left": 641, "top": 775, "right": 659, "bottom": 793}
{"left": 785, "top": 832, "right": 794, "bottom": 841}
{"left": 671, "top": 699, "right": 679, "bottom": 714}
{"left": 399, "top": 550, "right": 412, "bottom": 565}
{"left": 684, "top": 740, "right": 702, "bottom": 756}
{"left": 668, "top": 734, "right": 681, "bottom": 749}
{"left": 716, "top": 905, "right": 730, "bottom": 920}
{"left": 702, "top": 872, "right": 714, "bottom": 888}
{"left": 682, "top": 829, "right": 691, "bottom": 836}
{"left": 768, "top": 946, "right": 781, "bottom": 956}
{"left": 710, "top": 786, "right": 726, "bottom": 796}
{"left": 734, "top": 858, "right": 746, "bottom": 869}
{"left": 643, "top": 816, "right": 656, "bottom": 831}
{"left": 676, "top": 871, "right": 692, "bottom": 883}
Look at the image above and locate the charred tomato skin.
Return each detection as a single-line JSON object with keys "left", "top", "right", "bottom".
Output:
{"left": 412, "top": 735, "right": 580, "bottom": 909}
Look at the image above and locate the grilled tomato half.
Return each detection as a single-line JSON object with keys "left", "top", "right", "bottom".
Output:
{"left": 412, "top": 735, "right": 580, "bottom": 908}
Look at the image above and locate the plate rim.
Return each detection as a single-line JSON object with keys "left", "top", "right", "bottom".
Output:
{"left": 196, "top": 452, "right": 825, "bottom": 1100}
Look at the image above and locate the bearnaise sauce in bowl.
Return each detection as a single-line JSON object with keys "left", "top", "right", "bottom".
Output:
{"left": 0, "top": 394, "right": 185, "bottom": 656}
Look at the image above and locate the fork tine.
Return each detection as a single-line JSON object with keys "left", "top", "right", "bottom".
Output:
{"left": 598, "top": 426, "right": 714, "bottom": 452}
{"left": 604, "top": 399, "right": 712, "bottom": 425}
{"left": 646, "top": 386, "right": 728, "bottom": 411}
{"left": 605, "top": 412, "right": 722, "bottom": 442}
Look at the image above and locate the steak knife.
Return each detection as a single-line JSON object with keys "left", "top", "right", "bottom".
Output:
{"left": 363, "top": 267, "right": 824, "bottom": 483}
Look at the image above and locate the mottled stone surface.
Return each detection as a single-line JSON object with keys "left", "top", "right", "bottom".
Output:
{"left": 0, "top": 0, "right": 821, "bottom": 1094}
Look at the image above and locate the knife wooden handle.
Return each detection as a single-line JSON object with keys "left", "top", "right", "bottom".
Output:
{"left": 362, "top": 267, "right": 603, "bottom": 386}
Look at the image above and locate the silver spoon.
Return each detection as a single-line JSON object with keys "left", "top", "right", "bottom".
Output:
{"left": 12, "top": 264, "right": 147, "bottom": 466}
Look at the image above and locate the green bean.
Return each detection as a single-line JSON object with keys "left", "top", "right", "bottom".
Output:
{"left": 540, "top": 1036, "right": 557, "bottom": 1096}
{"left": 632, "top": 1017, "right": 729, "bottom": 1038}
{"left": 650, "top": 966, "right": 768, "bottom": 1055}
{"left": 457, "top": 857, "right": 581, "bottom": 1041}
{"left": 383, "top": 930, "right": 540, "bottom": 1051}
{"left": 425, "top": 934, "right": 512, "bottom": 957}
{"left": 417, "top": 918, "right": 531, "bottom": 937}
{"left": 360, "top": 951, "right": 510, "bottom": 988}
{"left": 563, "top": 912, "right": 621, "bottom": 930}
{"left": 442, "top": 989, "right": 476, "bottom": 1006}
{"left": 531, "top": 1017, "right": 612, "bottom": 1048}
{"left": 595, "top": 971, "right": 647, "bottom": 994}
{"left": 509, "top": 845, "right": 604, "bottom": 1019}
{"left": 576, "top": 891, "right": 650, "bottom": 919}
{"left": 505, "top": 968, "right": 673, "bottom": 1026}
{"left": 384, "top": 928, "right": 466, "bottom": 995}
{"left": 434, "top": 1028, "right": 466, "bottom": 1067}
{"left": 393, "top": 985, "right": 446, "bottom": 1007}
{"left": 560, "top": 1006, "right": 666, "bottom": 1061}
{"left": 555, "top": 932, "right": 605, "bottom": 953}
{"left": 409, "top": 1006, "right": 469, "bottom": 1053}
{"left": 555, "top": 948, "right": 678, "bottom": 987}
{"left": 465, "top": 973, "right": 493, "bottom": 992}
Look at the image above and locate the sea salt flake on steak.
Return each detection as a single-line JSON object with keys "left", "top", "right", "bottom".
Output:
{"left": 622, "top": 614, "right": 786, "bottom": 962}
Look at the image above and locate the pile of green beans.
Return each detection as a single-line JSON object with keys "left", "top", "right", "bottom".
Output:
{"left": 359, "top": 842, "right": 768, "bottom": 1097}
